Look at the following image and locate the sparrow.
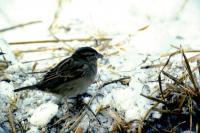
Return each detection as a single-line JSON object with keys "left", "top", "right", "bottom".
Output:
{"left": 14, "top": 47, "right": 103, "bottom": 98}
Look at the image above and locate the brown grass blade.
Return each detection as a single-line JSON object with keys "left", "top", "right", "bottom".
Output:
{"left": 188, "top": 96, "right": 193, "bottom": 131}
{"left": 0, "top": 20, "right": 42, "bottom": 33}
{"left": 140, "top": 94, "right": 167, "bottom": 104}
{"left": 158, "top": 74, "right": 166, "bottom": 102}
{"left": 162, "top": 71, "right": 183, "bottom": 85}
{"left": 179, "top": 63, "right": 200, "bottom": 82}
{"left": 152, "top": 108, "right": 181, "bottom": 115}
{"left": 181, "top": 49, "right": 199, "bottom": 92}
{"left": 9, "top": 38, "right": 112, "bottom": 45}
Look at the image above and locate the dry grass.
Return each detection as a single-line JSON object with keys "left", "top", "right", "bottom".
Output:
{"left": 141, "top": 47, "right": 200, "bottom": 132}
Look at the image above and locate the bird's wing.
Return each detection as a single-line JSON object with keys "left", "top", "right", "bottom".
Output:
{"left": 41, "top": 57, "right": 85, "bottom": 88}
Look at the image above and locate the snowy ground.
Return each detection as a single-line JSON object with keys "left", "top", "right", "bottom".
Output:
{"left": 0, "top": 0, "right": 200, "bottom": 132}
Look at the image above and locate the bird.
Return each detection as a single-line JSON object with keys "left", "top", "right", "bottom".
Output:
{"left": 14, "top": 47, "right": 103, "bottom": 98}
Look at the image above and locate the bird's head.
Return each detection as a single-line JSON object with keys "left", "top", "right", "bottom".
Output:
{"left": 72, "top": 47, "right": 103, "bottom": 62}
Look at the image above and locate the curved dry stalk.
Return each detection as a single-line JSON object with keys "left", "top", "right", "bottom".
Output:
{"left": 181, "top": 49, "right": 199, "bottom": 92}
{"left": 9, "top": 38, "right": 112, "bottom": 45}
{"left": 0, "top": 20, "right": 42, "bottom": 33}
{"left": 161, "top": 49, "right": 200, "bottom": 57}
{"left": 22, "top": 55, "right": 67, "bottom": 64}
{"left": 179, "top": 64, "right": 200, "bottom": 82}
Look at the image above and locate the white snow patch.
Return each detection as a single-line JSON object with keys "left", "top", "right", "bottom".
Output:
{"left": 102, "top": 87, "right": 150, "bottom": 122}
{"left": 83, "top": 97, "right": 91, "bottom": 104}
{"left": 26, "top": 126, "right": 40, "bottom": 133}
{"left": 152, "top": 111, "right": 162, "bottom": 119}
{"left": 6, "top": 62, "right": 29, "bottom": 73}
{"left": 21, "top": 77, "right": 37, "bottom": 87}
{"left": 0, "top": 81, "right": 14, "bottom": 100}
{"left": 30, "top": 102, "right": 58, "bottom": 127}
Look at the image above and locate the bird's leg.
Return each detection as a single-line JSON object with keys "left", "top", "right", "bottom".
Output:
{"left": 67, "top": 93, "right": 92, "bottom": 111}
{"left": 62, "top": 97, "right": 72, "bottom": 114}
{"left": 74, "top": 93, "right": 102, "bottom": 125}
{"left": 63, "top": 100, "right": 68, "bottom": 113}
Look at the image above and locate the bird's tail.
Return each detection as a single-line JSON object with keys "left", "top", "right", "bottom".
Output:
{"left": 14, "top": 85, "right": 38, "bottom": 92}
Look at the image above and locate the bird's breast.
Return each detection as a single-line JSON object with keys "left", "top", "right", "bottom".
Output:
{"left": 56, "top": 76, "right": 95, "bottom": 97}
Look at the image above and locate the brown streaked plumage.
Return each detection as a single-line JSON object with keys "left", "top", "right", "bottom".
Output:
{"left": 14, "top": 47, "right": 103, "bottom": 97}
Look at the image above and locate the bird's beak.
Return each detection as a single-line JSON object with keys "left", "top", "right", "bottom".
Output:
{"left": 97, "top": 53, "right": 103, "bottom": 58}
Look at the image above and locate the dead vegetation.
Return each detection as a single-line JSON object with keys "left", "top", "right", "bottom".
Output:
{"left": 141, "top": 47, "right": 200, "bottom": 133}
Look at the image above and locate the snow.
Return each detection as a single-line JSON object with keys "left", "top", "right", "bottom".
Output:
{"left": 0, "top": 39, "right": 17, "bottom": 63}
{"left": 29, "top": 102, "right": 58, "bottom": 127}
{"left": 0, "top": 125, "right": 9, "bottom": 133}
{"left": 102, "top": 87, "right": 150, "bottom": 122}
{"left": 20, "top": 77, "right": 37, "bottom": 87}
{"left": 0, "top": 81, "right": 14, "bottom": 100}
{"left": 26, "top": 127, "right": 40, "bottom": 133}
{"left": 6, "top": 62, "right": 29, "bottom": 74}
{"left": 0, "top": 82, "right": 14, "bottom": 122}
{"left": 0, "top": 0, "right": 200, "bottom": 132}
{"left": 182, "top": 131, "right": 195, "bottom": 133}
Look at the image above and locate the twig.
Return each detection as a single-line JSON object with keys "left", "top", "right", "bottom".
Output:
{"left": 9, "top": 38, "right": 112, "bottom": 45}
{"left": 14, "top": 47, "right": 65, "bottom": 53}
{"left": 175, "top": 0, "right": 188, "bottom": 19}
{"left": 140, "top": 94, "right": 167, "bottom": 104}
{"left": 0, "top": 20, "right": 42, "bottom": 33}
{"left": 162, "top": 71, "right": 184, "bottom": 85}
{"left": 141, "top": 62, "right": 172, "bottom": 69}
{"left": 152, "top": 108, "right": 181, "bottom": 115}
{"left": 177, "top": 95, "right": 187, "bottom": 109}
{"left": 181, "top": 49, "right": 199, "bottom": 92}
{"left": 179, "top": 63, "right": 200, "bottom": 81}
{"left": 162, "top": 71, "right": 196, "bottom": 96}
{"left": 96, "top": 76, "right": 131, "bottom": 90}
{"left": 22, "top": 55, "right": 66, "bottom": 64}
{"left": 160, "top": 52, "right": 176, "bottom": 72}
{"left": 60, "top": 110, "right": 87, "bottom": 133}
{"left": 48, "top": 0, "right": 66, "bottom": 32}
{"left": 173, "top": 121, "right": 186, "bottom": 131}
{"left": 187, "top": 54, "right": 200, "bottom": 62}
{"left": 198, "top": 60, "right": 200, "bottom": 77}
{"left": 6, "top": 106, "right": 16, "bottom": 133}
{"left": 148, "top": 125, "right": 160, "bottom": 132}
{"left": 158, "top": 74, "right": 166, "bottom": 102}
{"left": 188, "top": 96, "right": 193, "bottom": 131}
{"left": 109, "top": 110, "right": 129, "bottom": 132}
{"left": 161, "top": 49, "right": 200, "bottom": 57}
{"left": 85, "top": 105, "right": 101, "bottom": 125}
{"left": 138, "top": 25, "right": 150, "bottom": 31}
{"left": 48, "top": 5, "right": 74, "bottom": 53}
{"left": 0, "top": 62, "right": 9, "bottom": 70}
{"left": 49, "top": 114, "right": 70, "bottom": 128}
{"left": 142, "top": 102, "right": 159, "bottom": 122}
